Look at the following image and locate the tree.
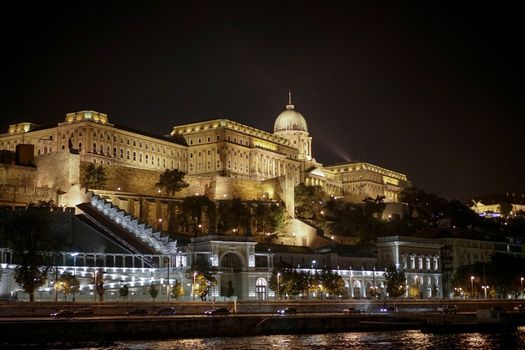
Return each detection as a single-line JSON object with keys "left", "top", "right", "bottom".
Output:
{"left": 189, "top": 258, "right": 217, "bottom": 300}
{"left": 225, "top": 280, "right": 234, "bottom": 298}
{"left": 254, "top": 203, "right": 288, "bottom": 235}
{"left": 320, "top": 269, "right": 346, "bottom": 299}
{"left": 170, "top": 280, "right": 185, "bottom": 301}
{"left": 149, "top": 283, "right": 159, "bottom": 301}
{"left": 156, "top": 169, "right": 189, "bottom": 196}
{"left": 384, "top": 266, "right": 406, "bottom": 298}
{"left": 217, "top": 198, "right": 250, "bottom": 234}
{"left": 1, "top": 207, "right": 56, "bottom": 302}
{"left": 119, "top": 284, "right": 129, "bottom": 301}
{"left": 83, "top": 163, "right": 107, "bottom": 189}
{"left": 179, "top": 195, "right": 217, "bottom": 234}
{"left": 499, "top": 202, "right": 513, "bottom": 218}
{"left": 56, "top": 271, "right": 80, "bottom": 301}
{"left": 94, "top": 269, "right": 105, "bottom": 302}
{"left": 363, "top": 195, "right": 386, "bottom": 218}
{"left": 294, "top": 184, "right": 325, "bottom": 219}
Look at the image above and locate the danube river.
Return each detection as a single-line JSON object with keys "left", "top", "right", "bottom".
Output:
{"left": 85, "top": 328, "right": 525, "bottom": 350}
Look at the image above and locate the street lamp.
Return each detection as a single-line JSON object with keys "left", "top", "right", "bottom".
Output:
{"left": 470, "top": 276, "right": 475, "bottom": 299}
{"left": 71, "top": 253, "right": 79, "bottom": 302}
{"left": 482, "top": 285, "right": 489, "bottom": 299}
{"left": 192, "top": 272, "right": 197, "bottom": 301}
{"left": 521, "top": 277, "right": 524, "bottom": 291}
{"left": 276, "top": 272, "right": 281, "bottom": 301}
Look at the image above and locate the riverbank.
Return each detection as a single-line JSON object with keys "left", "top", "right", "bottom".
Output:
{"left": 1, "top": 312, "right": 524, "bottom": 348}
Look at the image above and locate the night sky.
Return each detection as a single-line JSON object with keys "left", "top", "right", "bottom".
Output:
{"left": 1, "top": 1, "right": 523, "bottom": 201}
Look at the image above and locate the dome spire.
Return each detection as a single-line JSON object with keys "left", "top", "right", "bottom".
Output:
{"left": 286, "top": 90, "right": 294, "bottom": 110}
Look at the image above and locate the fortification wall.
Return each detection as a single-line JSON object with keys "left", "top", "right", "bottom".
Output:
{"left": 79, "top": 162, "right": 208, "bottom": 198}
{"left": 0, "top": 164, "right": 53, "bottom": 205}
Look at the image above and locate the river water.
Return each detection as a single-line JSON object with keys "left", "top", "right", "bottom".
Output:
{"left": 85, "top": 327, "right": 525, "bottom": 350}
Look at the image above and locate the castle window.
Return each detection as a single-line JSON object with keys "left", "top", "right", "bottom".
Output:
{"left": 79, "top": 132, "right": 82, "bottom": 137}
{"left": 139, "top": 142, "right": 142, "bottom": 148}
{"left": 93, "top": 143, "right": 97, "bottom": 152}
{"left": 207, "top": 137, "right": 211, "bottom": 142}
{"left": 61, "top": 145, "right": 65, "bottom": 150}
{"left": 78, "top": 142, "right": 82, "bottom": 151}
{"left": 127, "top": 139, "right": 130, "bottom": 145}
{"left": 207, "top": 150, "right": 210, "bottom": 155}
{"left": 146, "top": 144, "right": 148, "bottom": 150}
{"left": 113, "top": 147, "right": 117, "bottom": 157}
{"left": 190, "top": 140, "right": 193, "bottom": 145}
{"left": 133, "top": 152, "right": 136, "bottom": 161}
{"left": 133, "top": 141, "right": 136, "bottom": 146}
{"left": 145, "top": 154, "right": 149, "bottom": 163}
{"left": 198, "top": 138, "right": 202, "bottom": 144}
{"left": 114, "top": 136, "right": 116, "bottom": 142}
{"left": 120, "top": 149, "right": 123, "bottom": 158}
{"left": 198, "top": 152, "right": 201, "bottom": 157}
{"left": 217, "top": 136, "right": 220, "bottom": 141}
{"left": 139, "top": 153, "right": 143, "bottom": 162}
{"left": 127, "top": 150, "right": 130, "bottom": 159}
{"left": 190, "top": 153, "right": 193, "bottom": 158}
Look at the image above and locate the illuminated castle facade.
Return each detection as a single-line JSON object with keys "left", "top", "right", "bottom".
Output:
{"left": 0, "top": 93, "right": 409, "bottom": 206}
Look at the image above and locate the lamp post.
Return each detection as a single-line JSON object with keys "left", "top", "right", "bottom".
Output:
{"left": 521, "top": 277, "right": 524, "bottom": 292}
{"left": 192, "top": 271, "right": 197, "bottom": 301}
{"left": 276, "top": 272, "right": 281, "bottom": 301}
{"left": 71, "top": 253, "right": 79, "bottom": 302}
{"left": 470, "top": 276, "right": 475, "bottom": 299}
{"left": 166, "top": 256, "right": 170, "bottom": 302}
{"left": 482, "top": 285, "right": 489, "bottom": 299}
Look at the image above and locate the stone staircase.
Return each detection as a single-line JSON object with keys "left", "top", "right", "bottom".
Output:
{"left": 88, "top": 193, "right": 177, "bottom": 255}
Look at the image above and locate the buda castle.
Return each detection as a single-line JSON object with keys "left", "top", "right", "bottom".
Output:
{"left": 0, "top": 93, "right": 409, "bottom": 209}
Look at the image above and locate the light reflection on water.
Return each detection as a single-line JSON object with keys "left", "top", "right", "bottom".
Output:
{"left": 89, "top": 327, "right": 525, "bottom": 350}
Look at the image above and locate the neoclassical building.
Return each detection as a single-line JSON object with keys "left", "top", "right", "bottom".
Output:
{"left": 0, "top": 94, "right": 410, "bottom": 206}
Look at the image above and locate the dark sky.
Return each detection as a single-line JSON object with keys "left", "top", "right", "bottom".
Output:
{"left": 1, "top": 1, "right": 523, "bottom": 201}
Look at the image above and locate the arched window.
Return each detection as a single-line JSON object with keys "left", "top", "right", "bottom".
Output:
{"left": 255, "top": 278, "right": 267, "bottom": 301}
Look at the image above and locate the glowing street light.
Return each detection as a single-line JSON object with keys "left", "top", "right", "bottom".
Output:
{"left": 276, "top": 272, "right": 281, "bottom": 301}
{"left": 192, "top": 272, "right": 197, "bottom": 301}
{"left": 470, "top": 276, "right": 475, "bottom": 299}
{"left": 71, "top": 253, "right": 79, "bottom": 302}
{"left": 482, "top": 285, "right": 489, "bottom": 299}
{"left": 521, "top": 277, "right": 524, "bottom": 291}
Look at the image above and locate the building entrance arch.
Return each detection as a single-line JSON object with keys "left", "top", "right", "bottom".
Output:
{"left": 220, "top": 252, "right": 244, "bottom": 272}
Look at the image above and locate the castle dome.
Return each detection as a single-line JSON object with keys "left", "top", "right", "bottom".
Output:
{"left": 273, "top": 92, "right": 308, "bottom": 133}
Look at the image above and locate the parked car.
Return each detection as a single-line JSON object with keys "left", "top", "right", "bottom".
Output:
{"left": 204, "top": 307, "right": 230, "bottom": 316}
{"left": 378, "top": 304, "right": 398, "bottom": 313}
{"left": 437, "top": 304, "right": 459, "bottom": 314}
{"left": 75, "top": 308, "right": 95, "bottom": 317}
{"left": 343, "top": 307, "right": 363, "bottom": 315}
{"left": 127, "top": 308, "right": 149, "bottom": 316}
{"left": 155, "top": 307, "right": 177, "bottom": 316}
{"left": 277, "top": 307, "right": 297, "bottom": 315}
{"left": 513, "top": 305, "right": 524, "bottom": 312}
{"left": 50, "top": 309, "right": 75, "bottom": 318}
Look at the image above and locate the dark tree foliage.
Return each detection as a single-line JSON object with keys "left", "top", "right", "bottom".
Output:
{"left": 269, "top": 267, "right": 345, "bottom": 300}
{"left": 384, "top": 265, "right": 407, "bottom": 298}
{"left": 0, "top": 207, "right": 56, "bottom": 302}
{"left": 156, "top": 169, "right": 189, "bottom": 196}
{"left": 452, "top": 253, "right": 525, "bottom": 298}
{"left": 294, "top": 184, "right": 325, "bottom": 219}
{"left": 83, "top": 163, "right": 107, "bottom": 189}
{"left": 149, "top": 283, "right": 159, "bottom": 301}
{"left": 179, "top": 195, "right": 217, "bottom": 234}
{"left": 217, "top": 198, "right": 250, "bottom": 233}
{"left": 119, "top": 284, "right": 129, "bottom": 300}
{"left": 363, "top": 195, "right": 386, "bottom": 218}
{"left": 254, "top": 203, "right": 288, "bottom": 234}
